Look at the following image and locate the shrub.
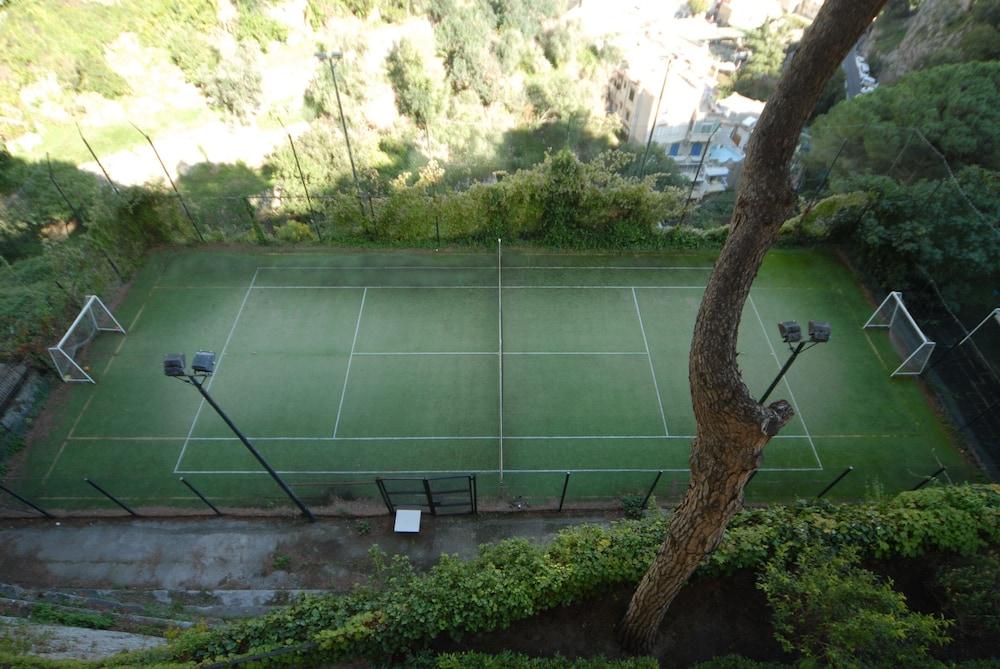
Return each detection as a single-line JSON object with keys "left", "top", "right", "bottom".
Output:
{"left": 933, "top": 551, "right": 1000, "bottom": 638}
{"left": 275, "top": 220, "right": 317, "bottom": 243}
{"left": 161, "top": 486, "right": 999, "bottom": 666}
{"left": 758, "top": 546, "right": 952, "bottom": 668}
{"left": 427, "top": 652, "right": 658, "bottom": 668}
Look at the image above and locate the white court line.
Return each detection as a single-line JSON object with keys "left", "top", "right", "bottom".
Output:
{"left": 75, "top": 433, "right": 813, "bottom": 441}
{"left": 172, "top": 268, "right": 259, "bottom": 473}
{"left": 175, "top": 466, "right": 823, "bottom": 475}
{"left": 351, "top": 351, "right": 649, "bottom": 356}
{"left": 749, "top": 295, "right": 823, "bottom": 469}
{"left": 244, "top": 285, "right": 708, "bottom": 290}
{"left": 354, "top": 351, "right": 497, "bottom": 356}
{"left": 333, "top": 288, "right": 368, "bottom": 437}
{"left": 497, "top": 239, "right": 504, "bottom": 483}
{"left": 255, "top": 265, "right": 713, "bottom": 270}
{"left": 633, "top": 287, "right": 670, "bottom": 437}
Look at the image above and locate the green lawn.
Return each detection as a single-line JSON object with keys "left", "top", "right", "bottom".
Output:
{"left": 4, "top": 246, "right": 978, "bottom": 515}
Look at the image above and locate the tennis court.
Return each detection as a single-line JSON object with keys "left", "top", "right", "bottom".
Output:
{"left": 7, "top": 246, "right": 975, "bottom": 513}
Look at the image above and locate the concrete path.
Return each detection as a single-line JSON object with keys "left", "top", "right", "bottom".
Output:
{"left": 0, "top": 616, "right": 166, "bottom": 660}
{"left": 0, "top": 513, "right": 612, "bottom": 616}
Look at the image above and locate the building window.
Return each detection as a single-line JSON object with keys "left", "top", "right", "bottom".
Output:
{"left": 690, "top": 142, "right": 703, "bottom": 156}
{"left": 698, "top": 122, "right": 715, "bottom": 134}
{"left": 668, "top": 143, "right": 680, "bottom": 156}
{"left": 629, "top": 88, "right": 635, "bottom": 101}
{"left": 625, "top": 111, "right": 631, "bottom": 122}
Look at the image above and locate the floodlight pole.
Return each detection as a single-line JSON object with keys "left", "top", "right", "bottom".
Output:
{"left": 759, "top": 341, "right": 807, "bottom": 404}
{"left": 186, "top": 375, "right": 315, "bottom": 522}
{"left": 319, "top": 51, "right": 367, "bottom": 224}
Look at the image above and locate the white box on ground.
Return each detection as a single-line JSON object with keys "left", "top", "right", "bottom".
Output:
{"left": 394, "top": 509, "right": 422, "bottom": 533}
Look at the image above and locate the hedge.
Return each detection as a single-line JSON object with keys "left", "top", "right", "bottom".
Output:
{"left": 409, "top": 652, "right": 658, "bottom": 669}
{"left": 147, "top": 485, "right": 999, "bottom": 667}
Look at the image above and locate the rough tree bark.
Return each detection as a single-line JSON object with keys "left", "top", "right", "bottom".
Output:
{"left": 619, "top": 0, "right": 889, "bottom": 653}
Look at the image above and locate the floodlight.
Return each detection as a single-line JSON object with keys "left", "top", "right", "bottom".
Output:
{"left": 777, "top": 321, "right": 801, "bottom": 343}
{"left": 163, "top": 353, "right": 186, "bottom": 377}
{"left": 192, "top": 351, "right": 216, "bottom": 374}
{"left": 808, "top": 321, "right": 831, "bottom": 343}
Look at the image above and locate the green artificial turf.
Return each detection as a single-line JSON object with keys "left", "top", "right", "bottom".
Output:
{"left": 5, "top": 246, "right": 978, "bottom": 514}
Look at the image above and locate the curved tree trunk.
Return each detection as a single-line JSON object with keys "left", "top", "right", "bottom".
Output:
{"left": 619, "top": 0, "right": 888, "bottom": 653}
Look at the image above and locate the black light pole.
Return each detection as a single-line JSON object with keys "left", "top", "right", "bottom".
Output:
{"left": 164, "top": 352, "right": 315, "bottom": 522}
{"left": 759, "top": 320, "right": 830, "bottom": 404}
{"left": 316, "top": 49, "right": 367, "bottom": 223}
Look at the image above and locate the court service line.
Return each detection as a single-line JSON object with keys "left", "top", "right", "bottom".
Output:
{"left": 254, "top": 265, "right": 714, "bottom": 271}
{"left": 69, "top": 432, "right": 818, "bottom": 442}
{"left": 351, "top": 351, "right": 649, "bottom": 356}
{"left": 175, "top": 466, "right": 824, "bottom": 475}
{"left": 172, "top": 268, "right": 259, "bottom": 474}
{"left": 70, "top": 433, "right": 818, "bottom": 442}
{"left": 332, "top": 288, "right": 368, "bottom": 438}
{"left": 632, "top": 288, "right": 670, "bottom": 437}
{"left": 748, "top": 295, "right": 824, "bottom": 470}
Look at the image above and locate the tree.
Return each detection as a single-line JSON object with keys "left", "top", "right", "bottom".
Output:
{"left": 732, "top": 19, "right": 795, "bottom": 101}
{"left": 806, "top": 61, "right": 1000, "bottom": 179}
{"left": 386, "top": 39, "right": 444, "bottom": 129}
{"left": 617, "top": 0, "right": 889, "bottom": 652}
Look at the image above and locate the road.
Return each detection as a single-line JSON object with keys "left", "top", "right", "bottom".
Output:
{"left": 842, "top": 45, "right": 863, "bottom": 99}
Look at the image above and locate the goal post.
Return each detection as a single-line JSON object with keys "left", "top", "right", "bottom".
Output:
{"left": 864, "top": 291, "right": 936, "bottom": 377}
{"left": 48, "top": 295, "right": 126, "bottom": 383}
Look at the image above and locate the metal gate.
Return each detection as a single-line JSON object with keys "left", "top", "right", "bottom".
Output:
{"left": 375, "top": 475, "right": 477, "bottom": 515}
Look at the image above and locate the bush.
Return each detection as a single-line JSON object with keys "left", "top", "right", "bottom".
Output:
{"left": 160, "top": 486, "right": 999, "bottom": 666}
{"left": 933, "top": 551, "right": 1000, "bottom": 638}
{"left": 275, "top": 220, "right": 318, "bottom": 242}
{"left": 427, "top": 652, "right": 658, "bottom": 668}
{"left": 203, "top": 42, "right": 263, "bottom": 122}
{"left": 759, "top": 546, "right": 952, "bottom": 668}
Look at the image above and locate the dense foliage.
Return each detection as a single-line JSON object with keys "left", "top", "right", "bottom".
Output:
{"left": 145, "top": 485, "right": 997, "bottom": 666}
{"left": 386, "top": 39, "right": 445, "bottom": 129}
{"left": 759, "top": 546, "right": 952, "bottom": 667}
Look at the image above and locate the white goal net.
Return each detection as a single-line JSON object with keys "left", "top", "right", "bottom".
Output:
{"left": 863, "top": 291, "right": 936, "bottom": 377}
{"left": 48, "top": 295, "right": 126, "bottom": 383}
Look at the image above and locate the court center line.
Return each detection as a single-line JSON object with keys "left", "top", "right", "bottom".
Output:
{"left": 172, "top": 268, "right": 259, "bottom": 473}
{"left": 332, "top": 287, "right": 368, "bottom": 438}
{"left": 632, "top": 287, "right": 670, "bottom": 437}
{"left": 748, "top": 295, "right": 823, "bottom": 469}
{"left": 497, "top": 239, "right": 504, "bottom": 483}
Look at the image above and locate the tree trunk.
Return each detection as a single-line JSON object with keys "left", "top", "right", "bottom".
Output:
{"left": 619, "top": 0, "right": 888, "bottom": 653}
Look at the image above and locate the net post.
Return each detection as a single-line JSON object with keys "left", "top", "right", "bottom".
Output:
{"left": 85, "top": 478, "right": 139, "bottom": 517}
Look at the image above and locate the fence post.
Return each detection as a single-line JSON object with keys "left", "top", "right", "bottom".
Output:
{"left": 911, "top": 467, "right": 946, "bottom": 491}
{"left": 76, "top": 123, "right": 120, "bottom": 196}
{"left": 375, "top": 478, "right": 394, "bottom": 514}
{"left": 642, "top": 470, "right": 663, "bottom": 510}
{"left": 179, "top": 477, "right": 222, "bottom": 516}
{"left": 84, "top": 478, "right": 139, "bottom": 517}
{"left": 130, "top": 122, "right": 204, "bottom": 242}
{"left": 282, "top": 130, "right": 321, "bottom": 240}
{"left": 816, "top": 466, "right": 853, "bottom": 499}
{"left": 422, "top": 478, "right": 436, "bottom": 516}
{"left": 468, "top": 475, "right": 478, "bottom": 515}
{"left": 558, "top": 472, "right": 571, "bottom": 512}
{"left": 0, "top": 483, "right": 55, "bottom": 519}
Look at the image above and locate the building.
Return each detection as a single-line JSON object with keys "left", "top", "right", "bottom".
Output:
{"left": 608, "top": 36, "right": 765, "bottom": 200}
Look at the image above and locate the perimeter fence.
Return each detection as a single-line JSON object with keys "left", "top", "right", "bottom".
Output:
{"left": 0, "top": 464, "right": 954, "bottom": 520}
